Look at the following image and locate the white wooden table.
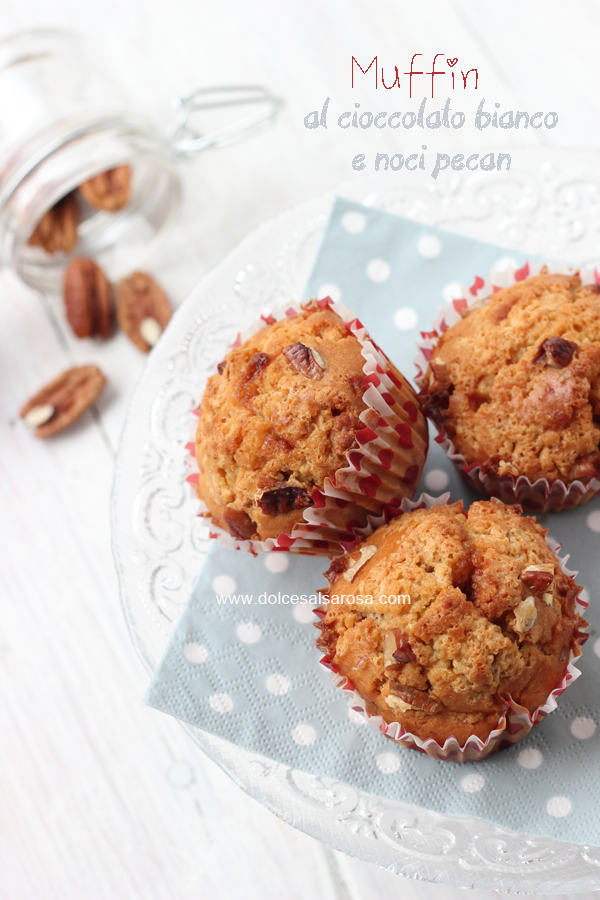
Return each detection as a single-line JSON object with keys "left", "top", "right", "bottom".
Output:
{"left": 1, "top": 2, "right": 599, "bottom": 897}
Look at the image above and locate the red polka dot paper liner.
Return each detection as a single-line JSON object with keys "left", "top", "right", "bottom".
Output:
{"left": 185, "top": 297, "right": 429, "bottom": 556}
{"left": 414, "top": 261, "right": 600, "bottom": 513}
{"left": 318, "top": 493, "right": 589, "bottom": 763}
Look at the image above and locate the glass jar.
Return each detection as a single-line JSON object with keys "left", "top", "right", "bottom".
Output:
{"left": 0, "top": 29, "right": 280, "bottom": 291}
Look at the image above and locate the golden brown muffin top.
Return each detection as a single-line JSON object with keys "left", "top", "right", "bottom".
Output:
{"left": 420, "top": 273, "right": 600, "bottom": 484}
{"left": 317, "top": 500, "right": 585, "bottom": 746}
{"left": 195, "top": 309, "right": 368, "bottom": 540}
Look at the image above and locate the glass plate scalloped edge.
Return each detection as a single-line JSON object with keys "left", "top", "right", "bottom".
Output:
{"left": 111, "top": 149, "right": 600, "bottom": 894}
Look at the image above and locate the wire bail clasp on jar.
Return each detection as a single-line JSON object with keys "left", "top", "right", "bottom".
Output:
{"left": 167, "top": 86, "right": 283, "bottom": 158}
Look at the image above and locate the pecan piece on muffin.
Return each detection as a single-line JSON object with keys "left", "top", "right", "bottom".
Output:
{"left": 419, "top": 272, "right": 600, "bottom": 509}
{"left": 316, "top": 499, "right": 587, "bottom": 751}
{"left": 194, "top": 304, "right": 429, "bottom": 547}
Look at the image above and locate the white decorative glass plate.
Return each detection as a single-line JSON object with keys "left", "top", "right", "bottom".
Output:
{"left": 112, "top": 148, "right": 600, "bottom": 894}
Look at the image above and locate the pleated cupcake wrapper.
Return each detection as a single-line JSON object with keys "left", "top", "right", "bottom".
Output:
{"left": 186, "top": 297, "right": 428, "bottom": 555}
{"left": 318, "top": 493, "right": 589, "bottom": 763}
{"left": 413, "top": 260, "right": 600, "bottom": 513}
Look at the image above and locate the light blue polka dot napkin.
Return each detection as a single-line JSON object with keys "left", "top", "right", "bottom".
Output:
{"left": 145, "top": 198, "right": 600, "bottom": 846}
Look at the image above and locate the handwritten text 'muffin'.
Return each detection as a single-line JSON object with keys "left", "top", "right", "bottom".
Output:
{"left": 353, "top": 54, "right": 478, "bottom": 99}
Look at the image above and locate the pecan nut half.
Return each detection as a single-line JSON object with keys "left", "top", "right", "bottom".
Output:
{"left": 520, "top": 564, "right": 554, "bottom": 594}
{"left": 79, "top": 165, "right": 131, "bottom": 211}
{"left": 534, "top": 336, "right": 578, "bottom": 368}
{"left": 116, "top": 271, "right": 172, "bottom": 352}
{"left": 283, "top": 342, "right": 326, "bottom": 379}
{"left": 343, "top": 544, "right": 377, "bottom": 583}
{"left": 391, "top": 629, "right": 416, "bottom": 664}
{"left": 222, "top": 507, "right": 256, "bottom": 540}
{"left": 64, "top": 258, "right": 113, "bottom": 339}
{"left": 28, "top": 192, "right": 79, "bottom": 254}
{"left": 513, "top": 596, "right": 537, "bottom": 635}
{"left": 259, "top": 486, "right": 313, "bottom": 516}
{"left": 19, "top": 365, "right": 106, "bottom": 438}
{"left": 388, "top": 683, "right": 441, "bottom": 714}
{"left": 383, "top": 628, "right": 416, "bottom": 666}
{"left": 244, "top": 352, "right": 271, "bottom": 381}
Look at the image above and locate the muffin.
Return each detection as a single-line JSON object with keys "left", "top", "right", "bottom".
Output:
{"left": 193, "top": 300, "right": 429, "bottom": 552}
{"left": 418, "top": 271, "right": 600, "bottom": 511}
{"left": 316, "top": 498, "right": 587, "bottom": 758}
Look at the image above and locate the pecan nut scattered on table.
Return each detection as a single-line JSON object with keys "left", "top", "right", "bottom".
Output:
{"left": 63, "top": 258, "right": 114, "bottom": 339}
{"left": 116, "top": 271, "right": 172, "bottom": 352}
{"left": 20, "top": 365, "right": 107, "bottom": 438}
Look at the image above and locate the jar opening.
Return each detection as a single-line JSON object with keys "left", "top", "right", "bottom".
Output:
{"left": 1, "top": 115, "right": 181, "bottom": 291}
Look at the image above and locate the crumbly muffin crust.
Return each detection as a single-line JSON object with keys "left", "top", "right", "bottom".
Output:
{"left": 195, "top": 309, "right": 375, "bottom": 541}
{"left": 316, "top": 500, "right": 585, "bottom": 746}
{"left": 420, "top": 273, "right": 600, "bottom": 485}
